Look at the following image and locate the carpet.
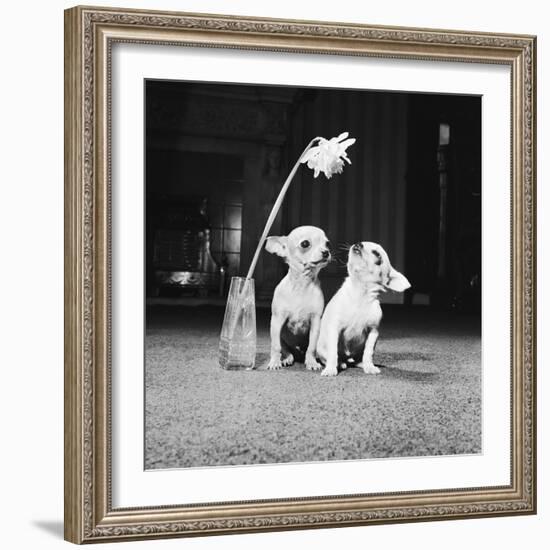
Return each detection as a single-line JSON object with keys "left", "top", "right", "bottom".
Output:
{"left": 145, "top": 305, "right": 481, "bottom": 469}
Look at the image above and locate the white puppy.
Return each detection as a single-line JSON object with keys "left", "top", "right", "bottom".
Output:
{"left": 265, "top": 226, "right": 331, "bottom": 371}
{"left": 317, "top": 241, "right": 410, "bottom": 377}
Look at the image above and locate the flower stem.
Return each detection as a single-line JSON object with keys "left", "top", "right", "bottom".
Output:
{"left": 245, "top": 137, "right": 320, "bottom": 280}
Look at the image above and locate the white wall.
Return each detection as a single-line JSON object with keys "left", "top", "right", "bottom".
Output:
{"left": 0, "top": 1, "right": 546, "bottom": 549}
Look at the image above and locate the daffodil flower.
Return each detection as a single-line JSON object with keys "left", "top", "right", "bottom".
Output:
{"left": 300, "top": 132, "right": 356, "bottom": 179}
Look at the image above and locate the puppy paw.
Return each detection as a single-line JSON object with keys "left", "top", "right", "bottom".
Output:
{"left": 267, "top": 358, "right": 283, "bottom": 370}
{"left": 281, "top": 353, "right": 294, "bottom": 367}
{"left": 361, "top": 363, "right": 381, "bottom": 375}
{"left": 305, "top": 355, "right": 322, "bottom": 371}
{"left": 321, "top": 366, "right": 338, "bottom": 377}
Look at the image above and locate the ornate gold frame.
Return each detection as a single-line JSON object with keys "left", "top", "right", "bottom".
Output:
{"left": 64, "top": 5, "right": 537, "bottom": 544}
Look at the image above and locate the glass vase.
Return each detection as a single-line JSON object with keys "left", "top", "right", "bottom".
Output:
{"left": 219, "top": 277, "right": 257, "bottom": 370}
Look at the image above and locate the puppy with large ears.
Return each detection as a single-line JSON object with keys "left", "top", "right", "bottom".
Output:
{"left": 265, "top": 226, "right": 331, "bottom": 371}
{"left": 316, "top": 241, "right": 410, "bottom": 377}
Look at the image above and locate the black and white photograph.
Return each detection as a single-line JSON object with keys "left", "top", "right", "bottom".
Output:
{"left": 144, "top": 79, "right": 482, "bottom": 470}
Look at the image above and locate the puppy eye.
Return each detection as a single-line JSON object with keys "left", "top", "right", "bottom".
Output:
{"left": 372, "top": 249, "right": 382, "bottom": 265}
{"left": 300, "top": 240, "right": 311, "bottom": 249}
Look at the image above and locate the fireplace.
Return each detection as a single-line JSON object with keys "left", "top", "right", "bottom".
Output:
{"left": 147, "top": 195, "right": 220, "bottom": 297}
{"left": 146, "top": 80, "right": 299, "bottom": 300}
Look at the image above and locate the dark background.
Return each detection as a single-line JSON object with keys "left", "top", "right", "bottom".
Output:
{"left": 145, "top": 80, "right": 481, "bottom": 311}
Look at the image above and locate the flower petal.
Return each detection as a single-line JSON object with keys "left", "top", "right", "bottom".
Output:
{"left": 338, "top": 138, "right": 356, "bottom": 150}
{"left": 300, "top": 148, "right": 318, "bottom": 164}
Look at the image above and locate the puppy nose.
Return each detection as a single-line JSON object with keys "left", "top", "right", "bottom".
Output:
{"left": 352, "top": 243, "right": 362, "bottom": 252}
{"left": 322, "top": 249, "right": 330, "bottom": 259}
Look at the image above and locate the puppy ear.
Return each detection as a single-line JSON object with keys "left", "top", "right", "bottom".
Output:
{"left": 265, "top": 236, "right": 288, "bottom": 258}
{"left": 385, "top": 268, "right": 411, "bottom": 292}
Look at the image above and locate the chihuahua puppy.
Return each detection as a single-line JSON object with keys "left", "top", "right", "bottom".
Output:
{"left": 316, "top": 241, "right": 410, "bottom": 377}
{"left": 265, "top": 226, "right": 331, "bottom": 371}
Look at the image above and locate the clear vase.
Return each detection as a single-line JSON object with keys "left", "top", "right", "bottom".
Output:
{"left": 219, "top": 277, "right": 257, "bottom": 370}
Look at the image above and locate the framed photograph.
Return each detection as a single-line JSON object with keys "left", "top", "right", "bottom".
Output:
{"left": 64, "top": 5, "right": 537, "bottom": 544}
